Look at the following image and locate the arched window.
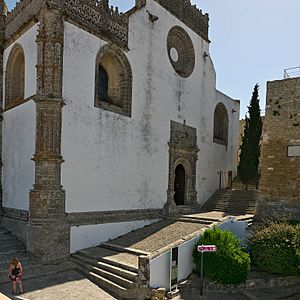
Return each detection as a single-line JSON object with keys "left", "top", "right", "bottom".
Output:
{"left": 98, "top": 65, "right": 109, "bottom": 102}
{"left": 95, "top": 44, "right": 132, "bottom": 117}
{"left": 213, "top": 102, "right": 228, "bottom": 146}
{"left": 6, "top": 45, "right": 25, "bottom": 108}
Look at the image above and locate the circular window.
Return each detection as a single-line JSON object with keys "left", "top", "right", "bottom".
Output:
{"left": 167, "top": 26, "right": 195, "bottom": 78}
{"left": 170, "top": 47, "right": 179, "bottom": 62}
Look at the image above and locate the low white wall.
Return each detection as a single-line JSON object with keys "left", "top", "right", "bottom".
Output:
{"left": 218, "top": 218, "right": 249, "bottom": 243}
{"left": 149, "top": 219, "right": 248, "bottom": 290}
{"left": 70, "top": 219, "right": 159, "bottom": 253}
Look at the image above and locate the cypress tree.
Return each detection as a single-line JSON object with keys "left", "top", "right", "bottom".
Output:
{"left": 238, "top": 84, "right": 262, "bottom": 186}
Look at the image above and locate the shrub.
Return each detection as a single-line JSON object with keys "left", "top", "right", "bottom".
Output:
{"left": 248, "top": 222, "right": 300, "bottom": 275}
{"left": 193, "top": 227, "right": 250, "bottom": 284}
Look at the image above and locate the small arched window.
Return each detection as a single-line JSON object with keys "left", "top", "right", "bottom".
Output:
{"left": 95, "top": 44, "right": 132, "bottom": 117}
{"left": 6, "top": 45, "right": 25, "bottom": 108}
{"left": 213, "top": 102, "right": 228, "bottom": 146}
{"left": 98, "top": 65, "right": 109, "bottom": 102}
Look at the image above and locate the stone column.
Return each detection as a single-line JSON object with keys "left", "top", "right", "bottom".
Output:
{"left": 0, "top": 1, "right": 7, "bottom": 215}
{"left": 26, "top": 3, "right": 69, "bottom": 261}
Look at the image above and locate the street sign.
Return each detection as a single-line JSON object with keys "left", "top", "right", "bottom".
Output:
{"left": 197, "top": 245, "right": 217, "bottom": 296}
{"left": 197, "top": 245, "right": 217, "bottom": 253}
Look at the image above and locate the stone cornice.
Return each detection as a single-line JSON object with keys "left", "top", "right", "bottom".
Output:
{"left": 5, "top": 0, "right": 129, "bottom": 48}
{"left": 154, "top": 0, "right": 209, "bottom": 42}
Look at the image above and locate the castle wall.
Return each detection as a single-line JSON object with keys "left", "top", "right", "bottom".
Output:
{"left": 61, "top": 0, "right": 239, "bottom": 214}
{"left": 2, "top": 25, "right": 37, "bottom": 211}
{"left": 257, "top": 78, "right": 300, "bottom": 220}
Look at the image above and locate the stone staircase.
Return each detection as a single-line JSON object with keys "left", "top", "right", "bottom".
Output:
{"left": 200, "top": 189, "right": 258, "bottom": 216}
{"left": 0, "top": 225, "right": 74, "bottom": 286}
{"left": 0, "top": 225, "right": 29, "bottom": 283}
{"left": 70, "top": 245, "right": 149, "bottom": 299}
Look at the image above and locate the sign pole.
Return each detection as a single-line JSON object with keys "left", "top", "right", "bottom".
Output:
{"left": 197, "top": 244, "right": 216, "bottom": 297}
{"left": 200, "top": 248, "right": 204, "bottom": 296}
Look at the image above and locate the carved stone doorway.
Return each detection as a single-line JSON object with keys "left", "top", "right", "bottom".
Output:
{"left": 165, "top": 121, "right": 199, "bottom": 214}
{"left": 174, "top": 164, "right": 186, "bottom": 205}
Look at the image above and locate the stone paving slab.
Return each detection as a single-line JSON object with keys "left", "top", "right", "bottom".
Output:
{"left": 108, "top": 220, "right": 208, "bottom": 253}
{"left": 0, "top": 269, "right": 118, "bottom": 300}
{"left": 79, "top": 247, "right": 139, "bottom": 270}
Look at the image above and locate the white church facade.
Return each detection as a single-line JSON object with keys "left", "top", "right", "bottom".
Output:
{"left": 0, "top": 0, "right": 240, "bottom": 259}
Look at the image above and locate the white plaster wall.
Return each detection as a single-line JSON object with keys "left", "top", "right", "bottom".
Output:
{"left": 150, "top": 236, "right": 198, "bottom": 290}
{"left": 2, "top": 100, "right": 36, "bottom": 210}
{"left": 62, "top": 0, "right": 240, "bottom": 213}
{"left": 149, "top": 220, "right": 247, "bottom": 290}
{"left": 218, "top": 218, "right": 248, "bottom": 242}
{"left": 3, "top": 24, "right": 38, "bottom": 101}
{"left": 70, "top": 219, "right": 159, "bottom": 253}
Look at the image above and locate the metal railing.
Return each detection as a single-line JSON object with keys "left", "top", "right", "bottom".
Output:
{"left": 284, "top": 66, "right": 300, "bottom": 79}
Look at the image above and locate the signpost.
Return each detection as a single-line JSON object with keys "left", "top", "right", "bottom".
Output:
{"left": 197, "top": 244, "right": 217, "bottom": 296}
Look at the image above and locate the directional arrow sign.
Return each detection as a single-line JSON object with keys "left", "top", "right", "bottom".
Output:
{"left": 197, "top": 245, "right": 217, "bottom": 253}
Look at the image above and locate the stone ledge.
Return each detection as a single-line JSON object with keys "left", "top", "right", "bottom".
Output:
{"left": 67, "top": 208, "right": 163, "bottom": 226}
{"left": 180, "top": 272, "right": 300, "bottom": 294}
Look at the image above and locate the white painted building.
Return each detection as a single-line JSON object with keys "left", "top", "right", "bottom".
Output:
{"left": 0, "top": 0, "right": 239, "bottom": 256}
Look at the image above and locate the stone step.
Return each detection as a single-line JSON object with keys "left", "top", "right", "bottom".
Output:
{"left": 100, "top": 242, "right": 150, "bottom": 256}
{"left": 71, "top": 256, "right": 135, "bottom": 289}
{"left": 76, "top": 265, "right": 131, "bottom": 299}
{"left": 78, "top": 247, "right": 139, "bottom": 273}
{"left": 71, "top": 253, "right": 138, "bottom": 282}
{"left": 0, "top": 241, "right": 25, "bottom": 251}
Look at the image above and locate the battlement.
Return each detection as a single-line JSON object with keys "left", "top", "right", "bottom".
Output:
{"left": 5, "top": 0, "right": 129, "bottom": 48}
{"left": 154, "top": 0, "right": 209, "bottom": 41}
{"left": 64, "top": 0, "right": 128, "bottom": 47}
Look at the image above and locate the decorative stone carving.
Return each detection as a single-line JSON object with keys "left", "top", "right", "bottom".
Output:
{"left": 27, "top": 6, "right": 70, "bottom": 261}
{"left": 155, "top": 0, "right": 209, "bottom": 41}
{"left": 167, "top": 26, "right": 195, "bottom": 78}
{"left": 64, "top": 0, "right": 128, "bottom": 48}
{"left": 165, "top": 121, "right": 199, "bottom": 214}
{"left": 6, "top": 0, "right": 128, "bottom": 48}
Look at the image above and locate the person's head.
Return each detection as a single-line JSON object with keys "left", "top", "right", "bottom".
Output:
{"left": 11, "top": 257, "right": 19, "bottom": 266}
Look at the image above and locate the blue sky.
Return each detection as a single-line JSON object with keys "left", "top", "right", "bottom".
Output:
{"left": 6, "top": 0, "right": 300, "bottom": 118}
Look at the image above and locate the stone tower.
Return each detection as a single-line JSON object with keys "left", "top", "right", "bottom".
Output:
{"left": 257, "top": 74, "right": 300, "bottom": 221}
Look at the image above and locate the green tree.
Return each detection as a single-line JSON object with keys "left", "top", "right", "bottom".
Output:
{"left": 238, "top": 84, "right": 262, "bottom": 186}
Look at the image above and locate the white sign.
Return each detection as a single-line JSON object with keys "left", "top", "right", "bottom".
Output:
{"left": 197, "top": 245, "right": 217, "bottom": 253}
{"left": 287, "top": 145, "right": 300, "bottom": 157}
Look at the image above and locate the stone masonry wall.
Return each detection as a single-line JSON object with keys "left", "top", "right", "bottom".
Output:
{"left": 258, "top": 78, "right": 300, "bottom": 220}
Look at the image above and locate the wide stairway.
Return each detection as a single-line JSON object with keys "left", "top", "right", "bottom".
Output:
{"left": 0, "top": 225, "right": 30, "bottom": 283}
{"left": 0, "top": 225, "right": 73, "bottom": 289}
{"left": 71, "top": 244, "right": 144, "bottom": 299}
{"left": 200, "top": 189, "right": 258, "bottom": 215}
{"left": 71, "top": 218, "right": 212, "bottom": 299}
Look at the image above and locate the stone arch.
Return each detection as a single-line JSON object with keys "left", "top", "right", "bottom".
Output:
{"left": 95, "top": 44, "right": 132, "bottom": 117}
{"left": 5, "top": 44, "right": 25, "bottom": 108}
{"left": 213, "top": 102, "right": 229, "bottom": 146}
{"left": 173, "top": 158, "right": 193, "bottom": 206}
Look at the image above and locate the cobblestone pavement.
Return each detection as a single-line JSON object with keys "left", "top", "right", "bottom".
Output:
{"left": 0, "top": 269, "right": 118, "bottom": 300}
{"left": 108, "top": 220, "right": 207, "bottom": 253}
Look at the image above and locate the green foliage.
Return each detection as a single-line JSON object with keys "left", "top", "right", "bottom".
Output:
{"left": 238, "top": 84, "right": 263, "bottom": 184}
{"left": 248, "top": 223, "right": 300, "bottom": 275}
{"left": 193, "top": 227, "right": 250, "bottom": 284}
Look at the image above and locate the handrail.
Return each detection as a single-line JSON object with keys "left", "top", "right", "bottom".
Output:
{"left": 284, "top": 66, "right": 300, "bottom": 79}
